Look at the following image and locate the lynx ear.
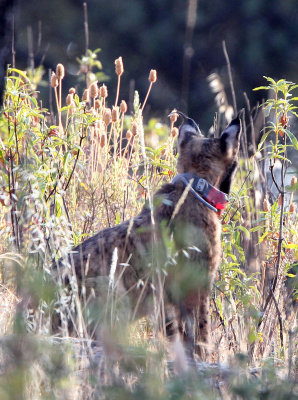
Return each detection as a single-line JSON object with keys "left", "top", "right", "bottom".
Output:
{"left": 169, "top": 111, "right": 203, "bottom": 149}
{"left": 220, "top": 116, "right": 241, "bottom": 154}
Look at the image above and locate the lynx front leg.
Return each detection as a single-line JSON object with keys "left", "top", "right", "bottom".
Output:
{"left": 195, "top": 290, "right": 211, "bottom": 360}
{"left": 180, "top": 307, "right": 196, "bottom": 362}
{"left": 165, "top": 305, "right": 197, "bottom": 371}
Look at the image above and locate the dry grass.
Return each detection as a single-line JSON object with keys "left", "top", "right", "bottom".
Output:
{"left": 0, "top": 61, "right": 297, "bottom": 399}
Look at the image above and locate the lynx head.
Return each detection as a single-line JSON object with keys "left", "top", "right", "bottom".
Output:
{"left": 173, "top": 111, "right": 242, "bottom": 194}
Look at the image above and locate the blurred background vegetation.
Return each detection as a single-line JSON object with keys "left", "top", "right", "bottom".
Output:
{"left": 1, "top": 0, "right": 298, "bottom": 127}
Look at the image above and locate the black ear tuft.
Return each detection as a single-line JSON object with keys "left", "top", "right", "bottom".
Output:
{"left": 219, "top": 162, "right": 238, "bottom": 194}
{"left": 168, "top": 111, "right": 203, "bottom": 149}
{"left": 220, "top": 116, "right": 241, "bottom": 153}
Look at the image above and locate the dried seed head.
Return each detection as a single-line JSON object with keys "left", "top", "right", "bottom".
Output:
{"left": 291, "top": 176, "right": 297, "bottom": 187}
{"left": 69, "top": 87, "right": 76, "bottom": 94}
{"left": 131, "top": 121, "right": 138, "bottom": 136}
{"left": 120, "top": 100, "right": 127, "bottom": 114}
{"left": 82, "top": 89, "right": 90, "bottom": 102}
{"left": 278, "top": 194, "right": 282, "bottom": 206}
{"left": 263, "top": 198, "right": 270, "bottom": 212}
{"left": 51, "top": 72, "right": 59, "bottom": 88}
{"left": 149, "top": 69, "right": 157, "bottom": 83}
{"left": 112, "top": 107, "right": 119, "bottom": 122}
{"left": 100, "top": 134, "right": 107, "bottom": 147}
{"left": 279, "top": 113, "right": 289, "bottom": 127}
{"left": 115, "top": 57, "right": 124, "bottom": 76}
{"left": 171, "top": 127, "right": 179, "bottom": 138}
{"left": 126, "top": 130, "right": 132, "bottom": 140}
{"left": 289, "top": 202, "right": 296, "bottom": 214}
{"left": 170, "top": 111, "right": 178, "bottom": 124}
{"left": 56, "top": 63, "right": 65, "bottom": 80}
{"left": 66, "top": 93, "right": 73, "bottom": 106}
{"left": 70, "top": 101, "right": 76, "bottom": 114}
{"left": 89, "top": 81, "right": 99, "bottom": 98}
{"left": 103, "top": 108, "right": 112, "bottom": 126}
{"left": 100, "top": 84, "right": 108, "bottom": 99}
{"left": 94, "top": 99, "right": 101, "bottom": 110}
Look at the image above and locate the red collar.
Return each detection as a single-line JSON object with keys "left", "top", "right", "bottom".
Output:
{"left": 171, "top": 173, "right": 229, "bottom": 216}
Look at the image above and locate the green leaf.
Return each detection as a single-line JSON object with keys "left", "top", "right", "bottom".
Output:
{"left": 55, "top": 194, "right": 63, "bottom": 218}
{"left": 79, "top": 182, "right": 89, "bottom": 191}
{"left": 258, "top": 231, "right": 270, "bottom": 244}
{"left": 263, "top": 76, "right": 277, "bottom": 85}
{"left": 284, "top": 243, "right": 298, "bottom": 250}
{"left": 253, "top": 86, "right": 270, "bottom": 91}
{"left": 60, "top": 105, "right": 72, "bottom": 112}
{"left": 0, "top": 149, "right": 6, "bottom": 166}
{"left": 115, "top": 211, "right": 121, "bottom": 225}
{"left": 264, "top": 104, "right": 272, "bottom": 117}
{"left": 8, "top": 68, "right": 29, "bottom": 81}
{"left": 155, "top": 145, "right": 167, "bottom": 157}
{"left": 284, "top": 129, "right": 298, "bottom": 150}
{"left": 250, "top": 226, "right": 265, "bottom": 232}
{"left": 230, "top": 267, "right": 246, "bottom": 276}
{"left": 258, "top": 129, "right": 273, "bottom": 150}
{"left": 228, "top": 253, "right": 237, "bottom": 262}
{"left": 63, "top": 151, "right": 70, "bottom": 172}
{"left": 215, "top": 296, "right": 224, "bottom": 322}
{"left": 236, "top": 225, "right": 250, "bottom": 239}
{"left": 271, "top": 200, "right": 278, "bottom": 214}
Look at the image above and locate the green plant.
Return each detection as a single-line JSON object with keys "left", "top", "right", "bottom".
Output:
{"left": 0, "top": 59, "right": 297, "bottom": 398}
{"left": 77, "top": 48, "right": 109, "bottom": 87}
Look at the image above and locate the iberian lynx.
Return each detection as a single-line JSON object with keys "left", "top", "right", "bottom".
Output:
{"left": 59, "top": 111, "right": 241, "bottom": 360}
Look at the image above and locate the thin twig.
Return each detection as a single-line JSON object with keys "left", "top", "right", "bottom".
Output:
{"left": 83, "top": 2, "right": 89, "bottom": 56}
{"left": 115, "top": 75, "right": 121, "bottom": 107}
{"left": 83, "top": 2, "right": 89, "bottom": 88}
{"left": 270, "top": 156, "right": 285, "bottom": 292}
{"left": 37, "top": 20, "right": 42, "bottom": 53}
{"left": 222, "top": 41, "right": 237, "bottom": 114}
{"left": 13, "top": 96, "right": 21, "bottom": 162}
{"left": 212, "top": 297, "right": 227, "bottom": 333}
{"left": 45, "top": 169, "right": 62, "bottom": 202}
{"left": 62, "top": 196, "right": 73, "bottom": 232}
{"left": 181, "top": 0, "right": 198, "bottom": 111}
{"left": 63, "top": 135, "right": 85, "bottom": 192}
{"left": 269, "top": 282, "right": 283, "bottom": 348}
{"left": 102, "top": 185, "right": 111, "bottom": 228}
{"left": 11, "top": 15, "right": 16, "bottom": 68}
{"left": 243, "top": 91, "right": 256, "bottom": 153}
{"left": 141, "top": 82, "right": 153, "bottom": 112}
{"left": 269, "top": 164, "right": 282, "bottom": 194}
{"left": 27, "top": 25, "right": 34, "bottom": 74}
{"left": 259, "top": 152, "right": 286, "bottom": 327}
{"left": 48, "top": 69, "right": 54, "bottom": 120}
{"left": 288, "top": 329, "right": 294, "bottom": 380}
